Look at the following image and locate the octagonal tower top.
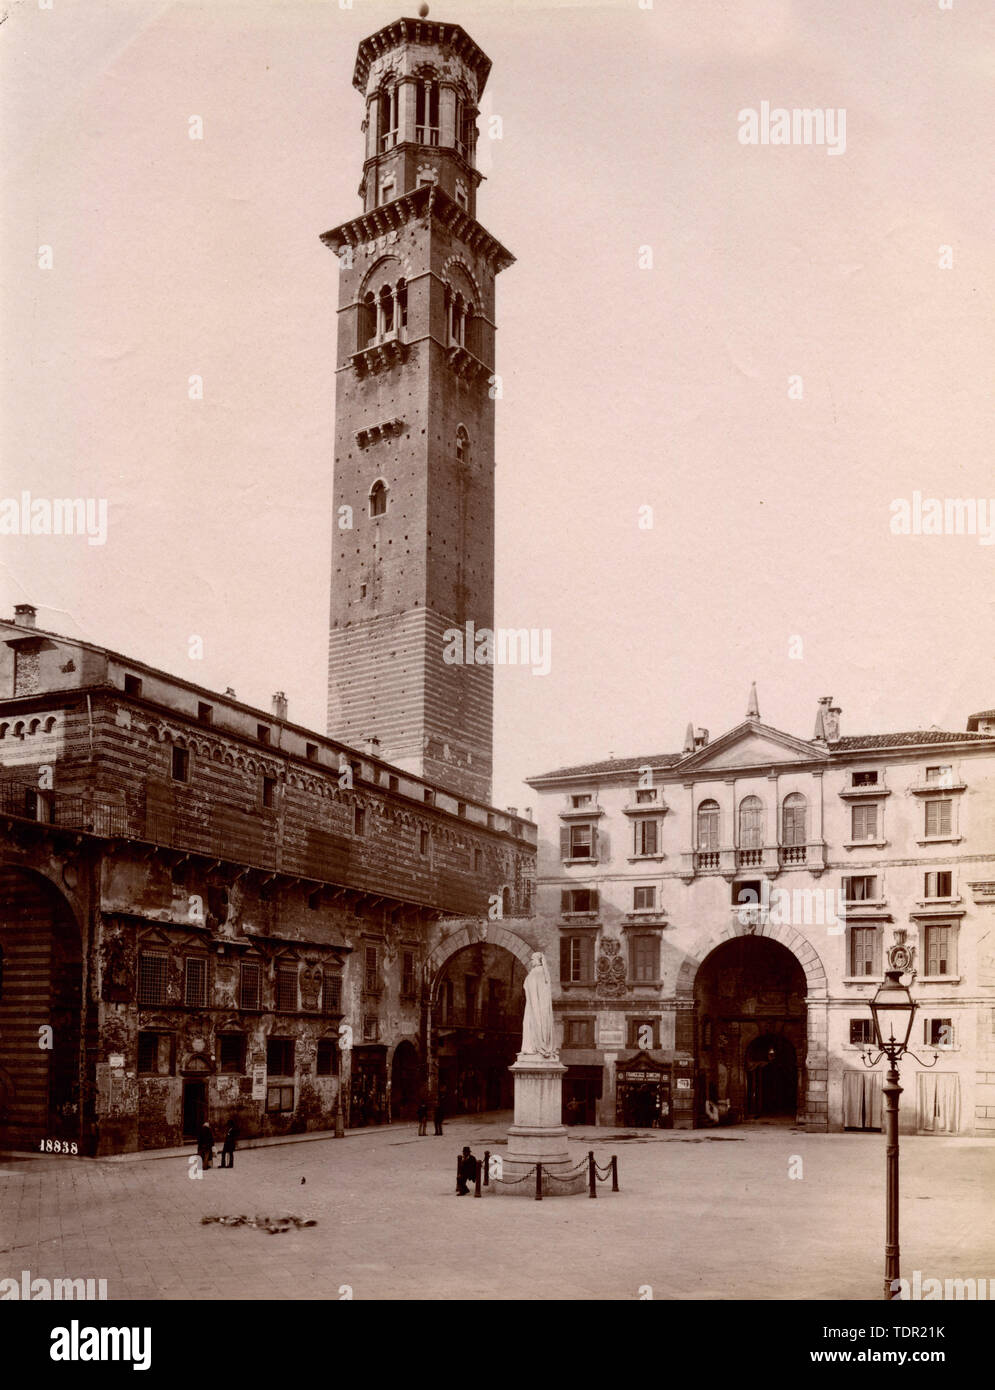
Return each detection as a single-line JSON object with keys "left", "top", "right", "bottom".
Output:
{"left": 352, "top": 16, "right": 493, "bottom": 99}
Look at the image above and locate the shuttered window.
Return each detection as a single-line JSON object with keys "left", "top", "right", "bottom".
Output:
{"left": 697, "top": 801, "right": 720, "bottom": 850}
{"left": 560, "top": 889, "right": 599, "bottom": 913}
{"left": 851, "top": 803, "right": 878, "bottom": 840}
{"left": 781, "top": 793, "right": 807, "bottom": 845}
{"left": 559, "top": 935, "right": 593, "bottom": 984}
{"left": 924, "top": 799, "right": 952, "bottom": 837}
{"left": 849, "top": 926, "right": 879, "bottom": 977}
{"left": 738, "top": 796, "right": 764, "bottom": 849}
{"left": 925, "top": 926, "right": 954, "bottom": 977}
{"left": 560, "top": 823, "right": 597, "bottom": 859}
{"left": 629, "top": 934, "right": 658, "bottom": 982}
{"left": 634, "top": 819, "right": 658, "bottom": 855}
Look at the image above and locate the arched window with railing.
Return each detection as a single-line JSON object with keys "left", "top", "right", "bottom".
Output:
{"left": 415, "top": 80, "right": 440, "bottom": 145}
{"left": 738, "top": 795, "right": 764, "bottom": 850}
{"left": 697, "top": 799, "right": 720, "bottom": 851}
{"left": 782, "top": 792, "right": 807, "bottom": 846}
{"left": 455, "top": 426, "right": 470, "bottom": 468}
{"left": 377, "top": 85, "right": 399, "bottom": 151}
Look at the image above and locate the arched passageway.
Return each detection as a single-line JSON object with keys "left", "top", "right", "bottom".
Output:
{"left": 693, "top": 935, "right": 807, "bottom": 1125}
{"left": 0, "top": 866, "right": 83, "bottom": 1150}
{"left": 432, "top": 942, "right": 525, "bottom": 1114}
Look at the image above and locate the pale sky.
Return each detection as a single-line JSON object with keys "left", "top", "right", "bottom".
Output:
{"left": 2, "top": 0, "right": 993, "bottom": 813}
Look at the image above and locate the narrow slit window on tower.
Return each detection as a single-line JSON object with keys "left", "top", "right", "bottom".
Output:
{"left": 456, "top": 426, "right": 470, "bottom": 467}
{"left": 396, "top": 279, "right": 407, "bottom": 330}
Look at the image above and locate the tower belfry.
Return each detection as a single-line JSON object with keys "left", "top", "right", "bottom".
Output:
{"left": 321, "top": 14, "right": 514, "bottom": 805}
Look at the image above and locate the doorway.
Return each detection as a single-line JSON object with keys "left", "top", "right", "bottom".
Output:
{"left": 744, "top": 1034, "right": 797, "bottom": 1117}
{"left": 182, "top": 1081, "right": 206, "bottom": 1139}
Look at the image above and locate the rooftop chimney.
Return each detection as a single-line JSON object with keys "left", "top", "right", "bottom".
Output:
{"left": 13, "top": 604, "right": 37, "bottom": 629}
{"left": 693, "top": 728, "right": 709, "bottom": 750}
{"left": 364, "top": 734, "right": 381, "bottom": 756}
{"left": 224, "top": 687, "right": 236, "bottom": 698}
{"left": 825, "top": 703, "right": 841, "bottom": 743}
{"left": 507, "top": 806, "right": 518, "bottom": 816}
{"left": 271, "top": 691, "right": 288, "bottom": 721}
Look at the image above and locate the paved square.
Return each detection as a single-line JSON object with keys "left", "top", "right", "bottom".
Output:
{"left": 2, "top": 1118, "right": 993, "bottom": 1301}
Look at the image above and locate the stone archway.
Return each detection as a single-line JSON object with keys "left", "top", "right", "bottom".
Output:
{"left": 0, "top": 864, "right": 85, "bottom": 1149}
{"left": 676, "top": 919, "right": 829, "bottom": 1131}
{"left": 425, "top": 919, "right": 536, "bottom": 1115}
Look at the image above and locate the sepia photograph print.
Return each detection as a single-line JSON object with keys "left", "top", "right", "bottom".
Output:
{"left": 1, "top": 0, "right": 993, "bottom": 1356}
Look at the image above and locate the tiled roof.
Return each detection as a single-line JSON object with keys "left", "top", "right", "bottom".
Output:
{"left": 967, "top": 710, "right": 995, "bottom": 728}
{"left": 533, "top": 752, "right": 684, "bottom": 779}
{"left": 833, "top": 731, "right": 995, "bottom": 749}
{"left": 531, "top": 729, "right": 995, "bottom": 781}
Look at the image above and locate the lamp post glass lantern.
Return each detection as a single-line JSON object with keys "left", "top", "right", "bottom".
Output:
{"left": 869, "top": 970, "right": 917, "bottom": 1055}
{"left": 861, "top": 969, "right": 938, "bottom": 1300}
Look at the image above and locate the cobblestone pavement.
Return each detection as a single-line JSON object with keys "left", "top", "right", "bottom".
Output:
{"left": 2, "top": 1116, "right": 993, "bottom": 1301}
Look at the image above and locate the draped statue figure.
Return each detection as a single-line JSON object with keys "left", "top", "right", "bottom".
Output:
{"left": 520, "top": 951, "right": 556, "bottom": 1058}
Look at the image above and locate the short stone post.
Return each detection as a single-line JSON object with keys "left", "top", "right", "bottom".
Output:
{"left": 588, "top": 1150, "right": 597, "bottom": 1198}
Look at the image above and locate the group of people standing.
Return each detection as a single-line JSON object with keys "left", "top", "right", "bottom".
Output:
{"left": 196, "top": 1119, "right": 238, "bottom": 1170}
{"left": 416, "top": 1096, "right": 446, "bottom": 1136}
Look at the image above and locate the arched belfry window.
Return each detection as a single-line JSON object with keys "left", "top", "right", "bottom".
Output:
{"left": 455, "top": 426, "right": 470, "bottom": 468}
{"left": 454, "top": 93, "right": 476, "bottom": 160}
{"left": 448, "top": 290, "right": 471, "bottom": 347}
{"left": 415, "top": 80, "right": 440, "bottom": 145}
{"left": 360, "top": 292, "right": 376, "bottom": 349}
{"left": 697, "top": 799, "right": 720, "bottom": 851}
{"left": 738, "top": 795, "right": 764, "bottom": 850}
{"left": 782, "top": 792, "right": 807, "bottom": 846}
{"left": 379, "top": 284, "right": 394, "bottom": 336}
{"left": 377, "top": 85, "right": 399, "bottom": 151}
{"left": 369, "top": 480, "right": 388, "bottom": 518}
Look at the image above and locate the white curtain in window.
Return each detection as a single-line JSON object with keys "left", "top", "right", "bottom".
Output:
{"left": 843, "top": 1070, "right": 882, "bottom": 1129}
{"left": 917, "top": 1072, "right": 960, "bottom": 1133}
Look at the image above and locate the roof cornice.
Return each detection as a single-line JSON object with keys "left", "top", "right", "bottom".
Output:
{"left": 320, "top": 184, "right": 515, "bottom": 273}
{"left": 352, "top": 18, "right": 492, "bottom": 95}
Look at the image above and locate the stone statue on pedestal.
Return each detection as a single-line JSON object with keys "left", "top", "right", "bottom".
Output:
{"left": 520, "top": 951, "right": 555, "bottom": 1058}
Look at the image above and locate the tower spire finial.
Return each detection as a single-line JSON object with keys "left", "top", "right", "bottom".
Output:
{"left": 747, "top": 682, "right": 760, "bottom": 720}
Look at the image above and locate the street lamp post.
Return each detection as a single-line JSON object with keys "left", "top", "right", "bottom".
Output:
{"left": 861, "top": 968, "right": 938, "bottom": 1299}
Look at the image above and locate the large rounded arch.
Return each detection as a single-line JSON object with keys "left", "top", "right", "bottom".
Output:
{"left": 677, "top": 920, "right": 829, "bottom": 1131}
{"left": 426, "top": 920, "right": 534, "bottom": 1115}
{"left": 0, "top": 863, "right": 85, "bottom": 1150}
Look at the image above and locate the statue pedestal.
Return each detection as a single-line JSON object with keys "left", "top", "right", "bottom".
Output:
{"left": 494, "top": 1055, "right": 586, "bottom": 1197}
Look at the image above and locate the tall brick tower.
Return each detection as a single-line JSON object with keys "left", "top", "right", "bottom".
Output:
{"left": 321, "top": 14, "right": 513, "bottom": 805}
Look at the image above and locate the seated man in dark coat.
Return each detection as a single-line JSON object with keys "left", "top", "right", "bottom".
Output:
{"left": 456, "top": 1145, "right": 478, "bottom": 1196}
